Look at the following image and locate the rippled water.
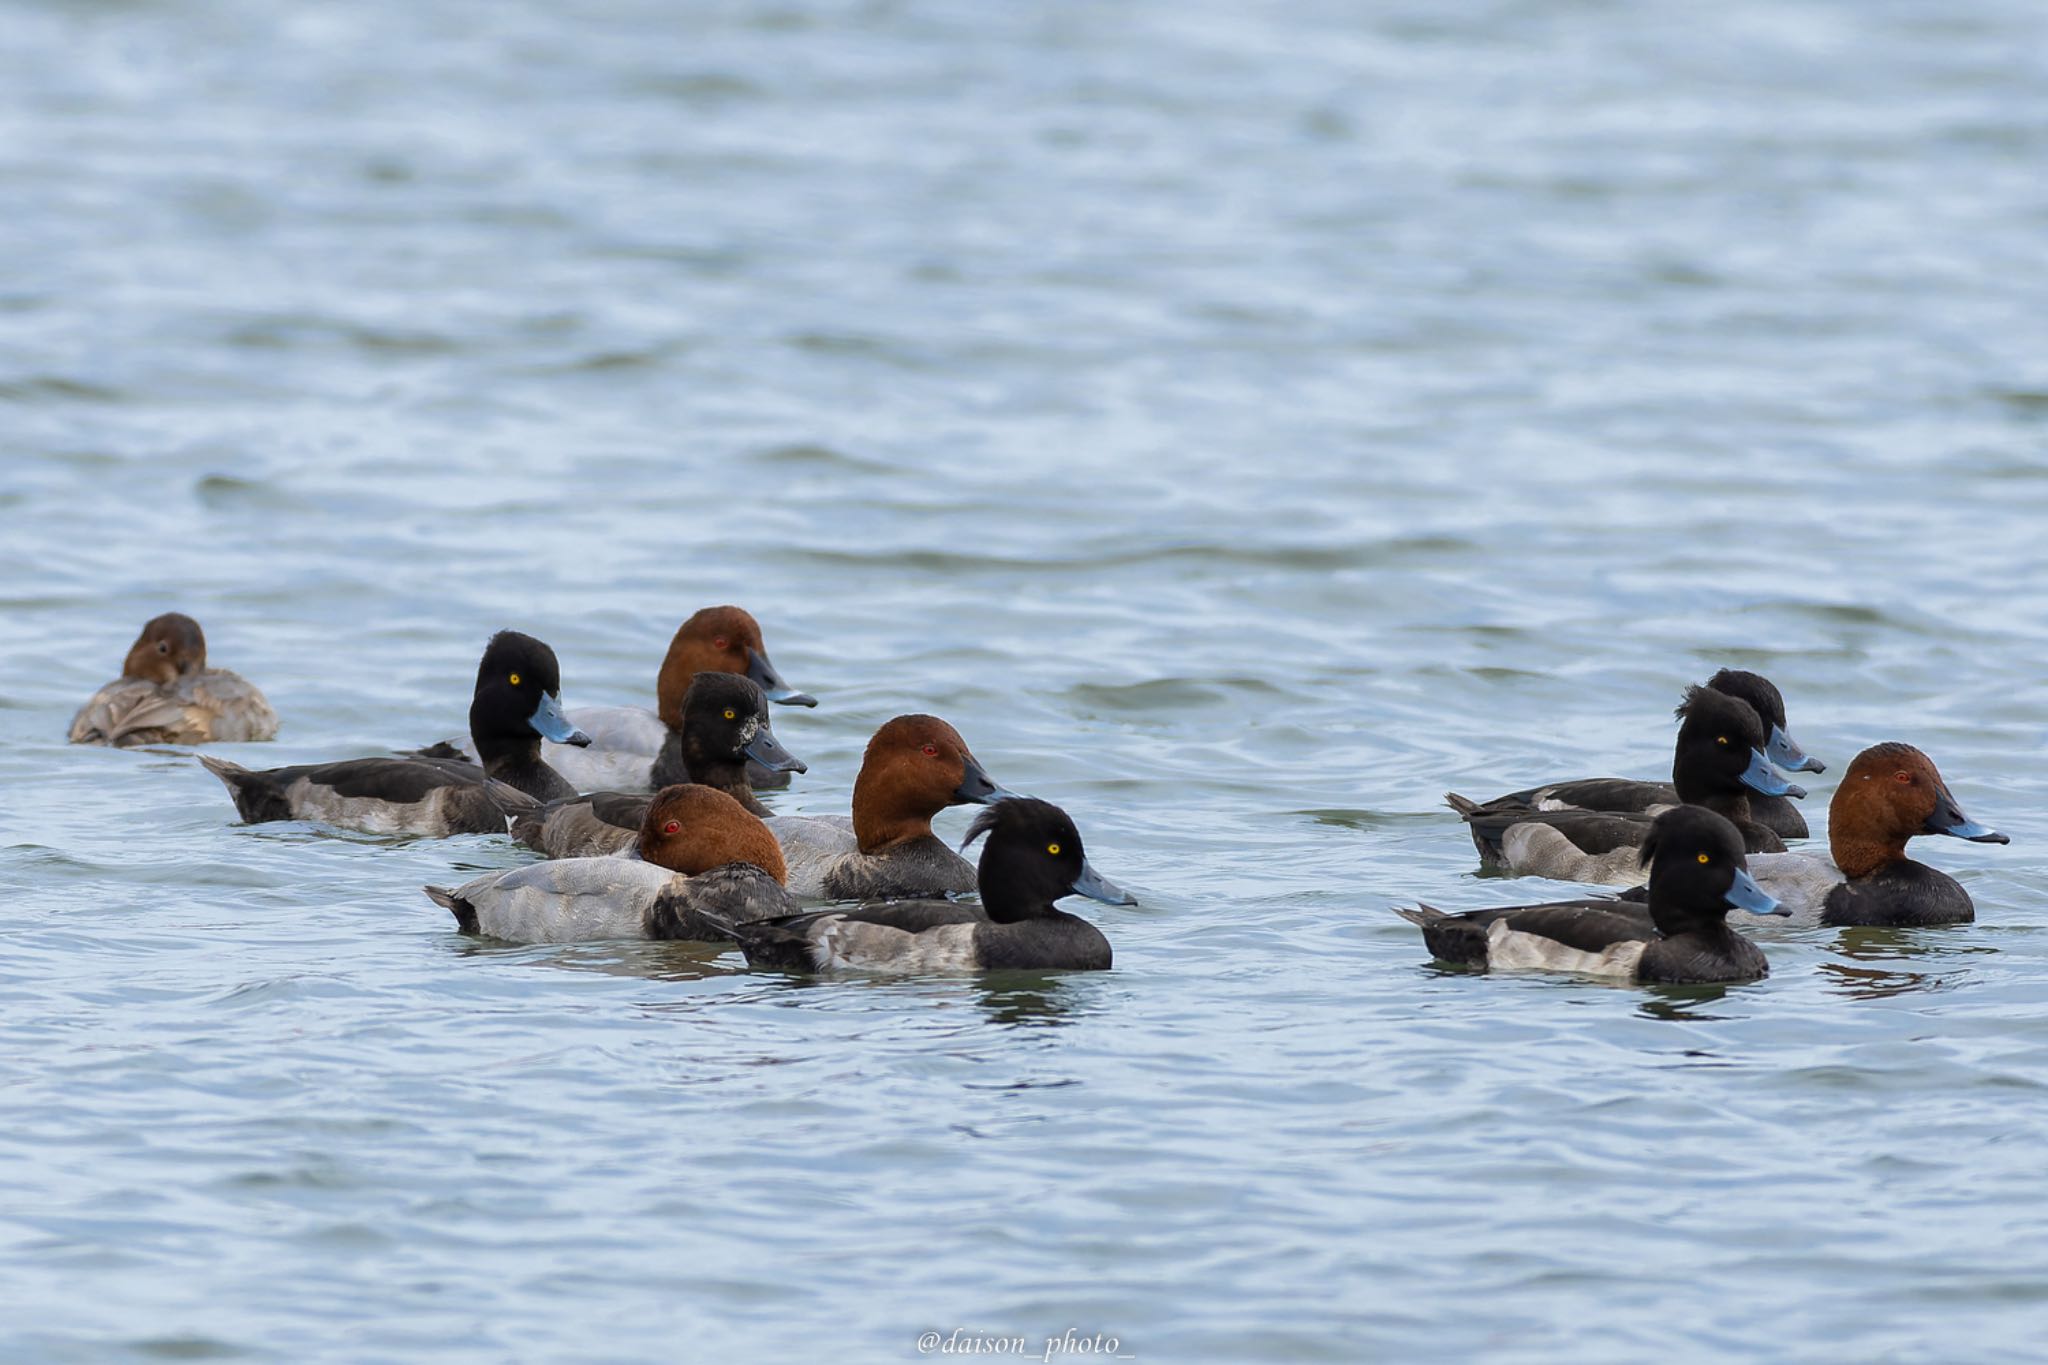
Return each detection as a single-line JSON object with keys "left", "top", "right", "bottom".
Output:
{"left": 6, "top": 0, "right": 2048, "bottom": 1359}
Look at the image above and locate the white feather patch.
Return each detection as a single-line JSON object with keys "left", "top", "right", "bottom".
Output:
{"left": 1486, "top": 919, "right": 1645, "bottom": 977}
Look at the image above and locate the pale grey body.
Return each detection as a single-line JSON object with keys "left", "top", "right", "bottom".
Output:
{"left": 70, "top": 671, "right": 279, "bottom": 747}
{"left": 1497, "top": 823, "right": 1646, "bottom": 886}
{"left": 761, "top": 815, "right": 977, "bottom": 900}
{"left": 1729, "top": 851, "right": 1841, "bottom": 927}
{"left": 428, "top": 857, "right": 799, "bottom": 943}
{"left": 430, "top": 705, "right": 657, "bottom": 791}
{"left": 1482, "top": 918, "right": 1648, "bottom": 976}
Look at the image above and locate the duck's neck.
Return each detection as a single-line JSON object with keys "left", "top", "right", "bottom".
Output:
{"left": 658, "top": 730, "right": 769, "bottom": 816}
{"left": 1689, "top": 787, "right": 1753, "bottom": 827}
{"left": 851, "top": 777, "right": 938, "bottom": 853}
{"left": 1830, "top": 827, "right": 1910, "bottom": 880}
{"left": 474, "top": 733, "right": 567, "bottom": 800}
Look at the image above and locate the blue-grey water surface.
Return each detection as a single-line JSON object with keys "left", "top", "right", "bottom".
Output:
{"left": 5, "top": 0, "right": 2048, "bottom": 1359}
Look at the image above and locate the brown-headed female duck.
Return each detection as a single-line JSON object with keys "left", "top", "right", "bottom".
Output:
{"left": 201, "top": 631, "right": 591, "bottom": 836}
{"left": 512, "top": 673, "right": 807, "bottom": 858}
{"left": 488, "top": 605, "right": 816, "bottom": 793}
{"left": 1447, "top": 684, "right": 1803, "bottom": 885}
{"left": 427, "top": 785, "right": 798, "bottom": 942}
{"left": 1735, "top": 743, "right": 2009, "bottom": 926}
{"left": 1398, "top": 805, "right": 1790, "bottom": 984}
{"left": 763, "top": 714, "right": 1016, "bottom": 899}
{"left": 69, "top": 613, "right": 278, "bottom": 747}
{"left": 717, "top": 797, "right": 1134, "bottom": 973}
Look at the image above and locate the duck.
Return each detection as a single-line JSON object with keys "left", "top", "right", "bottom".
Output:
{"left": 1734, "top": 742, "right": 2010, "bottom": 926}
{"left": 1697, "top": 669, "right": 1825, "bottom": 838}
{"left": 1446, "top": 684, "right": 1803, "bottom": 885}
{"left": 761, "top": 714, "right": 1016, "bottom": 900}
{"left": 431, "top": 606, "right": 816, "bottom": 793}
{"left": 428, "top": 785, "right": 797, "bottom": 943}
{"left": 69, "top": 613, "right": 279, "bottom": 747}
{"left": 200, "top": 631, "right": 592, "bottom": 837}
{"left": 512, "top": 673, "right": 807, "bottom": 859}
{"left": 1396, "top": 805, "right": 1790, "bottom": 984}
{"left": 716, "top": 797, "right": 1134, "bottom": 973}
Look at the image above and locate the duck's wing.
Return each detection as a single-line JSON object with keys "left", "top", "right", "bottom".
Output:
{"left": 724, "top": 899, "right": 987, "bottom": 973}
{"left": 202, "top": 754, "right": 533, "bottom": 835}
{"left": 562, "top": 705, "right": 665, "bottom": 755}
{"left": 648, "top": 864, "right": 802, "bottom": 940}
{"left": 760, "top": 815, "right": 859, "bottom": 897}
{"left": 1737, "top": 851, "right": 1837, "bottom": 926}
{"left": 177, "top": 669, "right": 279, "bottom": 742}
{"left": 511, "top": 791, "right": 648, "bottom": 858}
{"left": 1398, "top": 898, "right": 1653, "bottom": 967}
{"left": 540, "top": 737, "right": 655, "bottom": 793}
{"left": 68, "top": 679, "right": 193, "bottom": 747}
{"left": 427, "top": 858, "right": 677, "bottom": 942}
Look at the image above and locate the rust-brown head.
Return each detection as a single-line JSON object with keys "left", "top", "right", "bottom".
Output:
{"left": 120, "top": 613, "right": 207, "bottom": 685}
{"left": 653, "top": 605, "right": 816, "bottom": 728}
{"left": 850, "top": 714, "right": 1016, "bottom": 852}
{"left": 636, "top": 784, "right": 788, "bottom": 884}
{"left": 1828, "top": 742, "right": 2009, "bottom": 878}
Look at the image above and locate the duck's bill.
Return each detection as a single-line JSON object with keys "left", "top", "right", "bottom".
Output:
{"left": 531, "top": 692, "right": 593, "bottom": 746}
{"left": 1725, "top": 867, "right": 1788, "bottom": 916}
{"left": 954, "top": 754, "right": 1021, "bottom": 804}
{"left": 747, "top": 648, "right": 817, "bottom": 708}
{"left": 1740, "top": 748, "right": 1805, "bottom": 799}
{"left": 1925, "top": 787, "right": 2010, "bottom": 844}
{"left": 742, "top": 726, "right": 808, "bottom": 774}
{"left": 1068, "top": 859, "right": 1137, "bottom": 906}
{"left": 1768, "top": 725, "right": 1826, "bottom": 775}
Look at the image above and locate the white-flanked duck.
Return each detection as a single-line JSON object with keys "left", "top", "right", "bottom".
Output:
{"left": 201, "top": 631, "right": 591, "bottom": 837}
{"left": 512, "top": 673, "right": 807, "bottom": 859}
{"left": 1398, "top": 806, "right": 1790, "bottom": 984}
{"left": 428, "top": 785, "right": 796, "bottom": 943}
{"left": 1447, "top": 684, "right": 1802, "bottom": 884}
{"left": 717, "top": 797, "right": 1135, "bottom": 974}
{"left": 69, "top": 613, "right": 278, "bottom": 747}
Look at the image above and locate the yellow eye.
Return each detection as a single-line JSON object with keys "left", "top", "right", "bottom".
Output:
{"left": 1047, "top": 842, "right": 1061, "bottom": 855}
{"left": 1697, "top": 852, "right": 1711, "bottom": 864}
{"left": 508, "top": 673, "right": 522, "bottom": 686}
{"left": 723, "top": 709, "right": 737, "bottom": 720}
{"left": 1715, "top": 736, "right": 1728, "bottom": 746}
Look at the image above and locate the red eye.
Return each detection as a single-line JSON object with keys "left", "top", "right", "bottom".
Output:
{"left": 1894, "top": 772, "right": 1913, "bottom": 785}
{"left": 713, "top": 637, "right": 729, "bottom": 650}
{"left": 922, "top": 744, "right": 938, "bottom": 757}
{"left": 663, "top": 820, "right": 681, "bottom": 835}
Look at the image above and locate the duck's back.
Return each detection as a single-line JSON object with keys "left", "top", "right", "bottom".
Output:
{"left": 432, "top": 858, "right": 673, "bottom": 942}
{"left": 70, "top": 669, "right": 278, "bottom": 747}
{"left": 513, "top": 791, "right": 648, "bottom": 859}
{"left": 760, "top": 817, "right": 975, "bottom": 900}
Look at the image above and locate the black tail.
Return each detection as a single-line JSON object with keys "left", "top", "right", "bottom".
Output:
{"left": 199, "top": 754, "right": 291, "bottom": 824}
{"left": 423, "top": 886, "right": 479, "bottom": 935}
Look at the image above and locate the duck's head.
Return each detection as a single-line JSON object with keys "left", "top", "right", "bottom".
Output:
{"left": 656, "top": 605, "right": 816, "bottom": 727}
{"left": 1707, "top": 667, "right": 1824, "bottom": 774}
{"left": 961, "top": 796, "right": 1135, "bottom": 922}
{"left": 1639, "top": 804, "right": 1787, "bottom": 931}
{"left": 850, "top": 714, "right": 1017, "bottom": 851}
{"left": 1672, "top": 684, "right": 1804, "bottom": 804}
{"left": 121, "top": 613, "right": 207, "bottom": 685}
{"left": 469, "top": 630, "right": 592, "bottom": 752}
{"left": 678, "top": 672, "right": 807, "bottom": 776}
{"left": 637, "top": 783, "right": 788, "bottom": 883}
{"left": 1828, "top": 742, "right": 2009, "bottom": 878}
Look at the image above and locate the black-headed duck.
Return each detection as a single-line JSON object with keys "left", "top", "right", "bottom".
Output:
{"left": 1398, "top": 806, "right": 1789, "bottom": 984}
{"left": 512, "top": 673, "right": 807, "bottom": 859}
{"left": 1447, "top": 684, "right": 1802, "bottom": 884}
{"left": 201, "top": 631, "right": 590, "bottom": 836}
{"left": 720, "top": 797, "right": 1134, "bottom": 973}
{"left": 69, "top": 613, "right": 278, "bottom": 747}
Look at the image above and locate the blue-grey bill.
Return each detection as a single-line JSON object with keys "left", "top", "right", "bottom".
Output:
{"left": 1069, "top": 859, "right": 1137, "bottom": 906}
{"left": 1768, "top": 724, "right": 1825, "bottom": 774}
{"left": 1725, "top": 867, "right": 1788, "bottom": 916}
{"left": 1924, "top": 786, "right": 2011, "bottom": 844}
{"left": 747, "top": 648, "right": 818, "bottom": 708}
{"left": 742, "top": 726, "right": 808, "bottom": 774}
{"left": 1740, "top": 748, "right": 1803, "bottom": 799}
{"left": 531, "top": 692, "right": 593, "bottom": 746}
{"left": 954, "top": 754, "right": 1020, "bottom": 805}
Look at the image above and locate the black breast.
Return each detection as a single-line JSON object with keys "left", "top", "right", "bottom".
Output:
{"left": 1822, "top": 860, "right": 1975, "bottom": 927}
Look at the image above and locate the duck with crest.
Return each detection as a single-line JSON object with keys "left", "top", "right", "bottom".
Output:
{"left": 512, "top": 673, "right": 807, "bottom": 858}
{"left": 715, "top": 797, "right": 1135, "bottom": 973}
{"left": 201, "top": 631, "right": 590, "bottom": 837}
{"left": 1397, "top": 805, "right": 1790, "bottom": 984}
{"left": 428, "top": 785, "right": 796, "bottom": 942}
{"left": 70, "top": 613, "right": 278, "bottom": 747}
{"left": 1447, "top": 683, "right": 1802, "bottom": 884}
